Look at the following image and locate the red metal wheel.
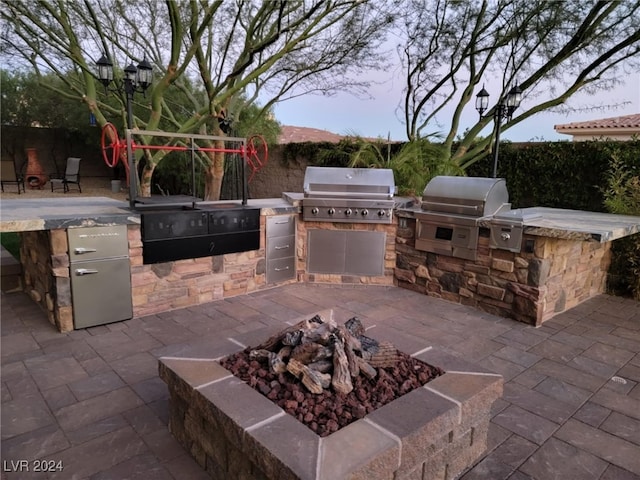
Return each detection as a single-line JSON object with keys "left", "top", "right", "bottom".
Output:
{"left": 247, "top": 135, "right": 268, "bottom": 181}
{"left": 101, "top": 123, "right": 122, "bottom": 168}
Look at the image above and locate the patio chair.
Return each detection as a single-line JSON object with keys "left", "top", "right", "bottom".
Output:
{"left": 50, "top": 157, "right": 82, "bottom": 193}
{"left": 1, "top": 159, "right": 25, "bottom": 194}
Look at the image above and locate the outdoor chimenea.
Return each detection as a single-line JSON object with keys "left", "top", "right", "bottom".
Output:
{"left": 25, "top": 148, "right": 47, "bottom": 188}
{"left": 159, "top": 311, "right": 503, "bottom": 480}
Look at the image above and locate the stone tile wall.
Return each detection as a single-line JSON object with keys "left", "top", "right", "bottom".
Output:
{"left": 159, "top": 344, "right": 503, "bottom": 480}
{"left": 19, "top": 229, "right": 73, "bottom": 332}
{"left": 394, "top": 215, "right": 612, "bottom": 326}
{"left": 128, "top": 218, "right": 274, "bottom": 318}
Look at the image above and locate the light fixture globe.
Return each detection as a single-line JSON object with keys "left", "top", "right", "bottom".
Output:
{"left": 124, "top": 63, "right": 138, "bottom": 84}
{"left": 136, "top": 57, "right": 153, "bottom": 91}
{"left": 506, "top": 83, "right": 522, "bottom": 109}
{"left": 475, "top": 85, "right": 490, "bottom": 117}
{"left": 96, "top": 54, "right": 113, "bottom": 87}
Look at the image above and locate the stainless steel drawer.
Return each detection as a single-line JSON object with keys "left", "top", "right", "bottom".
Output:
{"left": 267, "top": 257, "right": 295, "bottom": 283}
{"left": 266, "top": 215, "right": 296, "bottom": 238}
{"left": 267, "top": 235, "right": 295, "bottom": 260}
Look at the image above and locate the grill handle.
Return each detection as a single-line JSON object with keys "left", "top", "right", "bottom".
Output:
{"left": 422, "top": 201, "right": 480, "bottom": 215}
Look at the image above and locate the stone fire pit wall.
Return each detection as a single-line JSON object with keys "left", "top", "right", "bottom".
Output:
{"left": 159, "top": 344, "right": 503, "bottom": 480}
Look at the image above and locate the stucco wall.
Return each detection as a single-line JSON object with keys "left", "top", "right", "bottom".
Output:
{"left": 248, "top": 145, "right": 308, "bottom": 199}
{"left": 1, "top": 126, "right": 309, "bottom": 197}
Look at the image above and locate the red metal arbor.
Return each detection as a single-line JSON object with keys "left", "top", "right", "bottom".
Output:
{"left": 100, "top": 123, "right": 268, "bottom": 185}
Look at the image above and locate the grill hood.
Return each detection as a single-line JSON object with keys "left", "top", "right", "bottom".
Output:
{"left": 303, "top": 166, "right": 395, "bottom": 200}
{"left": 421, "top": 176, "right": 509, "bottom": 218}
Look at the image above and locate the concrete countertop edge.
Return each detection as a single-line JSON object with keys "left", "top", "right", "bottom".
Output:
{"left": 0, "top": 197, "right": 299, "bottom": 233}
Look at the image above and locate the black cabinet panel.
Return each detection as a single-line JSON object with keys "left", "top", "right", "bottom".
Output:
{"left": 141, "top": 207, "right": 261, "bottom": 264}
{"left": 143, "top": 231, "right": 259, "bottom": 264}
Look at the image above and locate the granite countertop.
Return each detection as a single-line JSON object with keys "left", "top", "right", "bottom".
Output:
{"left": 0, "top": 197, "right": 298, "bottom": 233}
{"left": 0, "top": 197, "right": 136, "bottom": 233}
{"left": 518, "top": 207, "right": 640, "bottom": 242}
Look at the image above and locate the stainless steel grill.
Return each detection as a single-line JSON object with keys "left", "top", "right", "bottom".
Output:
{"left": 302, "top": 167, "right": 395, "bottom": 224}
{"left": 415, "top": 176, "right": 528, "bottom": 259}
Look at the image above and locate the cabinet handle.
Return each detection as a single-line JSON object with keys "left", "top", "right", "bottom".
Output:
{"left": 275, "top": 220, "right": 290, "bottom": 224}
{"left": 274, "top": 244, "right": 290, "bottom": 250}
{"left": 74, "top": 247, "right": 97, "bottom": 254}
{"left": 75, "top": 268, "right": 99, "bottom": 276}
{"left": 274, "top": 266, "right": 290, "bottom": 271}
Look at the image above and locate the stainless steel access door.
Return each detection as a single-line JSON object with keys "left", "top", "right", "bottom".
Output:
{"left": 70, "top": 258, "right": 133, "bottom": 328}
{"left": 68, "top": 225, "right": 133, "bottom": 329}
{"left": 307, "top": 229, "right": 386, "bottom": 276}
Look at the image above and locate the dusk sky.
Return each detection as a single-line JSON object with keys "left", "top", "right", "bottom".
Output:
{"left": 273, "top": 71, "right": 640, "bottom": 143}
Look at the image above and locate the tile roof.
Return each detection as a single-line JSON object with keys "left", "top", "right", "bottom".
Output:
{"left": 554, "top": 113, "right": 640, "bottom": 130}
{"left": 278, "top": 125, "right": 346, "bottom": 144}
{"left": 277, "top": 125, "right": 390, "bottom": 144}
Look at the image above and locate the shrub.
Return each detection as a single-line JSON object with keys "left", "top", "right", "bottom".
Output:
{"left": 601, "top": 147, "right": 640, "bottom": 299}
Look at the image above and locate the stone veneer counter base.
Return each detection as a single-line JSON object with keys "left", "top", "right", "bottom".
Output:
{"left": 159, "top": 322, "right": 503, "bottom": 480}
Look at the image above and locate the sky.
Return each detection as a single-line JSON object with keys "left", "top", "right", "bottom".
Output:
{"left": 273, "top": 71, "right": 640, "bottom": 143}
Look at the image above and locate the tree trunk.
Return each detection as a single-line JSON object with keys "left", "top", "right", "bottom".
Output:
{"left": 139, "top": 162, "right": 156, "bottom": 197}
{"left": 204, "top": 144, "right": 225, "bottom": 201}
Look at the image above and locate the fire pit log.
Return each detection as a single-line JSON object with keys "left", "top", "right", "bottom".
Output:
{"left": 250, "top": 347, "right": 291, "bottom": 374}
{"left": 254, "top": 314, "right": 328, "bottom": 351}
{"left": 247, "top": 316, "right": 402, "bottom": 394}
{"left": 363, "top": 340, "right": 401, "bottom": 368}
{"left": 290, "top": 342, "right": 333, "bottom": 364}
{"left": 338, "top": 328, "right": 361, "bottom": 378}
{"left": 357, "top": 356, "right": 378, "bottom": 379}
{"left": 345, "top": 316, "right": 366, "bottom": 337}
{"left": 286, "top": 358, "right": 331, "bottom": 394}
{"left": 307, "top": 359, "right": 333, "bottom": 373}
{"left": 301, "top": 319, "right": 338, "bottom": 344}
{"left": 331, "top": 334, "right": 353, "bottom": 394}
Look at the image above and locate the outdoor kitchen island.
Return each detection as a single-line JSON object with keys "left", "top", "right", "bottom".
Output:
{"left": 2, "top": 178, "right": 640, "bottom": 332}
{"left": 394, "top": 203, "right": 640, "bottom": 326}
{"left": 0, "top": 196, "right": 300, "bottom": 332}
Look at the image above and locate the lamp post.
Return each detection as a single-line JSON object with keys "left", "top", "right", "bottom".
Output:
{"left": 475, "top": 82, "right": 523, "bottom": 178}
{"left": 96, "top": 54, "right": 153, "bottom": 207}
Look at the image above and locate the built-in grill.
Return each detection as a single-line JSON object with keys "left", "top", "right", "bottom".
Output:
{"left": 415, "top": 176, "right": 529, "bottom": 260}
{"left": 141, "top": 205, "right": 260, "bottom": 264}
{"left": 302, "top": 167, "right": 395, "bottom": 224}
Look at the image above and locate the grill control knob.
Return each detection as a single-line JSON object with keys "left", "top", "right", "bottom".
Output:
{"left": 345, "top": 208, "right": 353, "bottom": 216}
{"left": 377, "top": 210, "right": 386, "bottom": 217}
{"left": 311, "top": 207, "right": 319, "bottom": 215}
{"left": 361, "top": 209, "right": 369, "bottom": 216}
{"left": 328, "top": 208, "right": 335, "bottom": 215}
{"left": 501, "top": 232, "right": 511, "bottom": 241}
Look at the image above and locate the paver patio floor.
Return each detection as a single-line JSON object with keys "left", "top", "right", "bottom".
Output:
{"left": 2, "top": 284, "right": 639, "bottom": 479}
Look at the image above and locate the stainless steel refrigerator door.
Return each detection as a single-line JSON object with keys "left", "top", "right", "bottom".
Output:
{"left": 68, "top": 225, "right": 129, "bottom": 262}
{"left": 70, "top": 258, "right": 133, "bottom": 328}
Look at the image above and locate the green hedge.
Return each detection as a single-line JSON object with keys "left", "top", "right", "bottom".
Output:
{"left": 467, "top": 139, "right": 640, "bottom": 211}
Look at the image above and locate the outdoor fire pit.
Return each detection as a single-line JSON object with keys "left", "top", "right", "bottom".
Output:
{"left": 159, "top": 311, "right": 503, "bottom": 480}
